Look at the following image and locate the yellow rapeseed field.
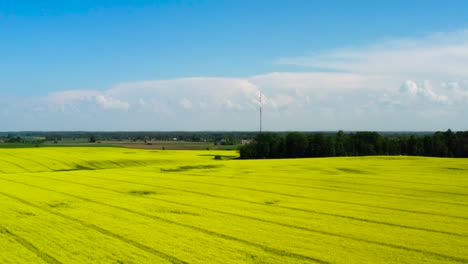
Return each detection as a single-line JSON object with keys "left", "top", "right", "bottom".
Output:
{"left": 0, "top": 147, "right": 467, "bottom": 263}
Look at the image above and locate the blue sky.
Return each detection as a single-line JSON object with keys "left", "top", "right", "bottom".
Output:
{"left": 1, "top": 1, "right": 468, "bottom": 131}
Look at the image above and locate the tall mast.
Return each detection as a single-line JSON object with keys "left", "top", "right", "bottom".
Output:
{"left": 259, "top": 92, "right": 262, "bottom": 133}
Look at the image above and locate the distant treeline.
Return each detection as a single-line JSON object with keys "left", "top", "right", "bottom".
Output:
{"left": 0, "top": 131, "right": 433, "bottom": 143}
{"left": 239, "top": 130, "right": 468, "bottom": 159}
{"left": 0, "top": 132, "right": 257, "bottom": 145}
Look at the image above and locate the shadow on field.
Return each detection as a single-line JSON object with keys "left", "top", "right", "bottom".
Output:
{"left": 53, "top": 165, "right": 95, "bottom": 172}
{"left": 161, "top": 164, "right": 223, "bottom": 172}
{"left": 127, "top": 190, "right": 156, "bottom": 196}
{"left": 336, "top": 168, "right": 370, "bottom": 174}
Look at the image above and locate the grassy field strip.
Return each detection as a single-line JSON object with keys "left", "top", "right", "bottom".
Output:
{"left": 0, "top": 177, "right": 331, "bottom": 264}
{"left": 1, "top": 172, "right": 467, "bottom": 263}
{"left": 0, "top": 194, "right": 175, "bottom": 264}
{"left": 79, "top": 169, "right": 468, "bottom": 234}
{"left": 121, "top": 167, "right": 468, "bottom": 209}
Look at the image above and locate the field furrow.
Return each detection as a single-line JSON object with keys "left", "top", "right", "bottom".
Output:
{"left": 0, "top": 148, "right": 467, "bottom": 263}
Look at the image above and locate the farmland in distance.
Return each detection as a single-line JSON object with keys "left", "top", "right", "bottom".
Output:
{"left": 0, "top": 147, "right": 467, "bottom": 263}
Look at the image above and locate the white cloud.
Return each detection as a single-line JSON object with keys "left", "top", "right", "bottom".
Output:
{"left": 179, "top": 98, "right": 193, "bottom": 109}
{"left": 95, "top": 95, "right": 130, "bottom": 110}
{"left": 400, "top": 80, "right": 419, "bottom": 95}
{"left": 267, "top": 94, "right": 295, "bottom": 109}
{"left": 3, "top": 29, "right": 468, "bottom": 130}
{"left": 44, "top": 90, "right": 100, "bottom": 112}
{"left": 276, "top": 30, "right": 468, "bottom": 79}
{"left": 38, "top": 90, "right": 129, "bottom": 112}
{"left": 400, "top": 80, "right": 450, "bottom": 104}
{"left": 222, "top": 99, "right": 243, "bottom": 110}
{"left": 250, "top": 72, "right": 383, "bottom": 92}
{"left": 138, "top": 98, "right": 171, "bottom": 114}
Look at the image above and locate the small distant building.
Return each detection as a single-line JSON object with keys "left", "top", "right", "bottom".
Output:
{"left": 241, "top": 139, "right": 252, "bottom": 145}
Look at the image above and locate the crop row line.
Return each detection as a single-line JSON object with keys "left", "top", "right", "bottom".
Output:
{"left": 227, "top": 172, "right": 468, "bottom": 196}
{"left": 121, "top": 170, "right": 468, "bottom": 219}
{"left": 83, "top": 171, "right": 468, "bottom": 236}
{"left": 251, "top": 177, "right": 468, "bottom": 197}
{"left": 0, "top": 225, "right": 62, "bottom": 264}
{"left": 111, "top": 169, "right": 468, "bottom": 211}
{"left": 0, "top": 152, "right": 55, "bottom": 172}
{"left": 288, "top": 173, "right": 468, "bottom": 189}
{"left": 81, "top": 161, "right": 468, "bottom": 194}
{"left": 145, "top": 164, "right": 468, "bottom": 190}
{"left": 0, "top": 192, "right": 188, "bottom": 264}
{"left": 6, "top": 172, "right": 466, "bottom": 239}
{"left": 156, "top": 174, "right": 468, "bottom": 205}
{"left": 23, "top": 172, "right": 468, "bottom": 262}
{"left": 0, "top": 177, "right": 329, "bottom": 264}
{"left": 0, "top": 158, "right": 34, "bottom": 173}
{"left": 120, "top": 168, "right": 468, "bottom": 207}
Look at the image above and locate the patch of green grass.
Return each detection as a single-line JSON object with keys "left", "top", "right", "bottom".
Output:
{"left": 0, "top": 143, "right": 40, "bottom": 148}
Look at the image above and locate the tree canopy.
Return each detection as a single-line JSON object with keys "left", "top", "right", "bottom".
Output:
{"left": 239, "top": 130, "right": 468, "bottom": 159}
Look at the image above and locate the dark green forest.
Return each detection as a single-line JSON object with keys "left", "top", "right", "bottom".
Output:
{"left": 2, "top": 130, "right": 468, "bottom": 158}
{"left": 239, "top": 130, "right": 468, "bottom": 159}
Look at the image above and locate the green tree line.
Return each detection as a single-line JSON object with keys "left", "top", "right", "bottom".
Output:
{"left": 239, "top": 130, "right": 468, "bottom": 159}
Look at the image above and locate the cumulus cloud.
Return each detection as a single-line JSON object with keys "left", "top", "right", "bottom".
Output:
{"left": 179, "top": 98, "right": 193, "bottom": 109}
{"left": 37, "top": 90, "right": 129, "bottom": 112}
{"left": 2, "top": 29, "right": 468, "bottom": 130}
{"left": 95, "top": 95, "right": 130, "bottom": 110}
{"left": 43, "top": 90, "right": 100, "bottom": 112}
{"left": 400, "top": 80, "right": 450, "bottom": 104}
{"left": 222, "top": 99, "right": 243, "bottom": 110}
